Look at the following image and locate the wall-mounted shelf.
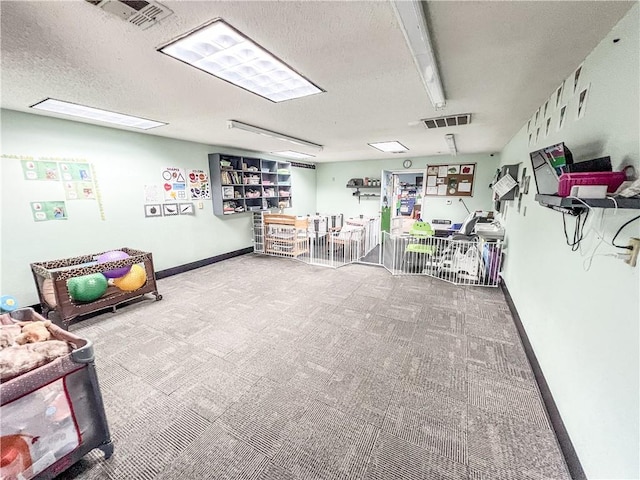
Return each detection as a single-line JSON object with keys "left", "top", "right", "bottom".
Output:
{"left": 347, "top": 186, "right": 380, "bottom": 204}
{"left": 535, "top": 194, "right": 640, "bottom": 213}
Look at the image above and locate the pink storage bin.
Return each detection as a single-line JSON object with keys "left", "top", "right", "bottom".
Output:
{"left": 557, "top": 172, "right": 625, "bottom": 197}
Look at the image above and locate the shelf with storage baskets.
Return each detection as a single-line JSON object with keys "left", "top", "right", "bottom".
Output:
{"left": 208, "top": 154, "right": 292, "bottom": 215}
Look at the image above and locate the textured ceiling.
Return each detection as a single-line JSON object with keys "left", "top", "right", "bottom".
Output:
{"left": 0, "top": 0, "right": 634, "bottom": 162}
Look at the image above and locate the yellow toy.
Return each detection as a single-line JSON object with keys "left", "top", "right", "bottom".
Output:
{"left": 112, "top": 264, "right": 147, "bottom": 292}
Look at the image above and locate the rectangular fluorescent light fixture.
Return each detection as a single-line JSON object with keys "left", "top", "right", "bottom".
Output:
{"left": 368, "top": 141, "right": 409, "bottom": 153}
{"left": 445, "top": 133, "right": 457, "bottom": 156}
{"left": 159, "top": 19, "right": 324, "bottom": 103}
{"left": 228, "top": 120, "right": 323, "bottom": 151}
{"left": 271, "top": 150, "right": 315, "bottom": 159}
{"left": 391, "top": 0, "right": 446, "bottom": 109}
{"left": 30, "top": 98, "right": 166, "bottom": 130}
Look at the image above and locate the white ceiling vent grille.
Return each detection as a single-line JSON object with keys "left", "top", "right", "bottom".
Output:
{"left": 87, "top": 0, "right": 173, "bottom": 30}
{"left": 422, "top": 114, "right": 472, "bottom": 129}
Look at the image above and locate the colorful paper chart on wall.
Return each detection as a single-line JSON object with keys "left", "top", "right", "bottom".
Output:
{"left": 31, "top": 201, "right": 68, "bottom": 222}
{"left": 59, "top": 161, "right": 96, "bottom": 200}
{"left": 161, "top": 167, "right": 187, "bottom": 200}
{"left": 424, "top": 163, "right": 475, "bottom": 197}
{"left": 188, "top": 169, "right": 211, "bottom": 200}
{"left": 7, "top": 155, "right": 105, "bottom": 220}
{"left": 21, "top": 160, "right": 59, "bottom": 181}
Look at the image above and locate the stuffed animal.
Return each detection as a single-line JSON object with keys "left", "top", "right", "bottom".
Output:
{"left": 14, "top": 320, "right": 52, "bottom": 345}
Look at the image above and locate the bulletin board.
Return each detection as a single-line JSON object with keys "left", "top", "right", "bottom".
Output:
{"left": 424, "top": 163, "right": 476, "bottom": 197}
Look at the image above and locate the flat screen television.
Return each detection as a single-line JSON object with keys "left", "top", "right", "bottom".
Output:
{"left": 529, "top": 142, "right": 573, "bottom": 195}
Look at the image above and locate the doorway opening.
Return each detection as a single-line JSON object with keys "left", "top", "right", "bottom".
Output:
{"left": 358, "top": 168, "right": 425, "bottom": 266}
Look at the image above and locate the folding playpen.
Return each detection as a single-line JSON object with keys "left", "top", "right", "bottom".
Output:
{"left": 0, "top": 308, "right": 113, "bottom": 479}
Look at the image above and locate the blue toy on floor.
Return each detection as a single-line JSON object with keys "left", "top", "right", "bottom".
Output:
{"left": 0, "top": 295, "right": 18, "bottom": 313}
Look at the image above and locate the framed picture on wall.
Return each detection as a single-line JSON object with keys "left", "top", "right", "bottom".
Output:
{"left": 577, "top": 84, "right": 590, "bottom": 120}
{"left": 179, "top": 203, "right": 195, "bottom": 215}
{"left": 555, "top": 81, "right": 565, "bottom": 108}
{"left": 144, "top": 204, "right": 162, "bottom": 217}
{"left": 162, "top": 203, "right": 179, "bottom": 216}
{"left": 557, "top": 105, "right": 567, "bottom": 131}
{"left": 572, "top": 63, "right": 583, "bottom": 94}
{"left": 544, "top": 117, "right": 552, "bottom": 137}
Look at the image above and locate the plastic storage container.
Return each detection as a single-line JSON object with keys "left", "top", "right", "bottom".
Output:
{"left": 557, "top": 171, "right": 626, "bottom": 197}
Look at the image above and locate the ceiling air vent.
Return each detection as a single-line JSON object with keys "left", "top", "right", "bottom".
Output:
{"left": 422, "top": 114, "right": 472, "bottom": 129}
{"left": 87, "top": 0, "right": 173, "bottom": 30}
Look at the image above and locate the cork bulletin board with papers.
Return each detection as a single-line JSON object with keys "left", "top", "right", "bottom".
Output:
{"left": 424, "top": 163, "right": 475, "bottom": 197}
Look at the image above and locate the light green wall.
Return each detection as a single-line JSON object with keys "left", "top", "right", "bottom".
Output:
{"left": 0, "top": 109, "right": 317, "bottom": 306}
{"left": 316, "top": 154, "right": 500, "bottom": 221}
{"left": 498, "top": 6, "right": 639, "bottom": 478}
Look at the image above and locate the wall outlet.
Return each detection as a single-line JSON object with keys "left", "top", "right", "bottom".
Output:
{"left": 198, "top": 202, "right": 203, "bottom": 209}
{"left": 626, "top": 237, "right": 640, "bottom": 267}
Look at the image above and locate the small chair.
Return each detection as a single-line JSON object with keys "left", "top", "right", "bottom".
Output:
{"left": 405, "top": 221, "right": 436, "bottom": 254}
{"left": 403, "top": 221, "right": 437, "bottom": 273}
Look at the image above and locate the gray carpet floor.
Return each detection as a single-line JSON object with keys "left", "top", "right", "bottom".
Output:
{"left": 59, "top": 254, "right": 571, "bottom": 480}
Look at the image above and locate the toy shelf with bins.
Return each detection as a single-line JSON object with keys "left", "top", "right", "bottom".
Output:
{"left": 209, "top": 154, "right": 293, "bottom": 215}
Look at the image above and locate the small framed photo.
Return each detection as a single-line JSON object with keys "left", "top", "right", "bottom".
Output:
{"left": 577, "top": 84, "right": 590, "bottom": 120}
{"left": 572, "top": 63, "right": 583, "bottom": 94}
{"left": 179, "top": 203, "right": 195, "bottom": 215}
{"left": 555, "top": 81, "right": 565, "bottom": 108}
{"left": 544, "top": 117, "right": 552, "bottom": 137}
{"left": 162, "top": 203, "right": 179, "bottom": 216}
{"left": 557, "top": 105, "right": 568, "bottom": 131}
{"left": 145, "top": 204, "right": 162, "bottom": 217}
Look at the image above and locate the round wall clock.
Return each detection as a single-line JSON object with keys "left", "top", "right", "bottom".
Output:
{"left": 403, "top": 159, "right": 412, "bottom": 169}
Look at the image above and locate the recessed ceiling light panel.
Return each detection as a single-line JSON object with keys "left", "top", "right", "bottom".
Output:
{"left": 159, "top": 19, "right": 324, "bottom": 102}
{"left": 30, "top": 98, "right": 166, "bottom": 130}
{"left": 368, "top": 141, "right": 409, "bottom": 153}
{"left": 271, "top": 151, "right": 315, "bottom": 159}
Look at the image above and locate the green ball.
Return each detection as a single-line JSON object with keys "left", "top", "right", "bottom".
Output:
{"left": 67, "top": 273, "right": 108, "bottom": 302}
